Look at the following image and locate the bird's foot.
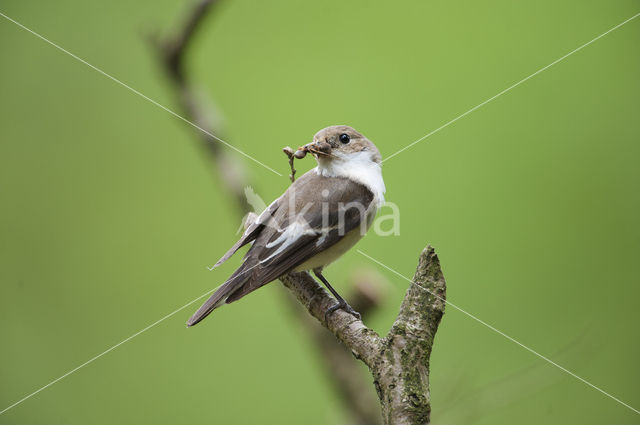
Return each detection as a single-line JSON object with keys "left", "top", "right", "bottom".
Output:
{"left": 324, "top": 299, "right": 361, "bottom": 323}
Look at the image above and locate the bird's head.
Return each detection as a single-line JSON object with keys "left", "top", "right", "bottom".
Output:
{"left": 298, "top": 125, "right": 381, "bottom": 166}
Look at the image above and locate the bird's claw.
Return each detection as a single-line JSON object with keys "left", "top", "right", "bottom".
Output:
{"left": 324, "top": 300, "right": 361, "bottom": 323}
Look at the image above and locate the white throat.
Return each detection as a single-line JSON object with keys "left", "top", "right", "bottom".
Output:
{"left": 315, "top": 151, "right": 386, "bottom": 206}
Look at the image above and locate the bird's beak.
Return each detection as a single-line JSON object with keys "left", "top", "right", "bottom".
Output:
{"left": 299, "top": 141, "right": 333, "bottom": 158}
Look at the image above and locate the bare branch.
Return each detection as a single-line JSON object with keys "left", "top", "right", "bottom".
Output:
{"left": 280, "top": 272, "right": 382, "bottom": 368}
{"left": 281, "top": 246, "right": 446, "bottom": 425}
{"left": 285, "top": 273, "right": 388, "bottom": 425}
{"left": 157, "top": 0, "right": 218, "bottom": 83}
{"left": 149, "top": 0, "right": 252, "bottom": 213}
{"left": 375, "top": 246, "right": 446, "bottom": 425}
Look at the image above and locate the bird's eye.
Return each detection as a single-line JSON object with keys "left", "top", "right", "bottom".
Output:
{"left": 339, "top": 133, "right": 350, "bottom": 144}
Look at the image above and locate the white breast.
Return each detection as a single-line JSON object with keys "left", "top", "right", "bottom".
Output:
{"left": 315, "top": 151, "right": 386, "bottom": 207}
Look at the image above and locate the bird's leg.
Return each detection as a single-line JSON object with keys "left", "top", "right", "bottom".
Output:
{"left": 313, "top": 269, "right": 361, "bottom": 322}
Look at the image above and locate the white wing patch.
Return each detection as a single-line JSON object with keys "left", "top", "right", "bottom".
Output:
{"left": 261, "top": 218, "right": 318, "bottom": 263}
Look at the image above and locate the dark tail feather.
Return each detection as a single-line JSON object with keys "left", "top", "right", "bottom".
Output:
{"left": 186, "top": 264, "right": 254, "bottom": 327}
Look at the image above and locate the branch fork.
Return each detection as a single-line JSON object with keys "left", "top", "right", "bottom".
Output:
{"left": 281, "top": 246, "right": 446, "bottom": 425}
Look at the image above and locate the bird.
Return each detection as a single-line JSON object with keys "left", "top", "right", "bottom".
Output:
{"left": 187, "top": 125, "right": 385, "bottom": 327}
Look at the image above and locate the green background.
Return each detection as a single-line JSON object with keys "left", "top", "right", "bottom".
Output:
{"left": 1, "top": 0, "right": 639, "bottom": 424}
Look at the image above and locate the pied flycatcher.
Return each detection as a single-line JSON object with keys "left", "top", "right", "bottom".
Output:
{"left": 187, "top": 125, "right": 385, "bottom": 326}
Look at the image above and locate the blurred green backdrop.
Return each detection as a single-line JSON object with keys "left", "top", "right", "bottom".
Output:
{"left": 1, "top": 0, "right": 639, "bottom": 424}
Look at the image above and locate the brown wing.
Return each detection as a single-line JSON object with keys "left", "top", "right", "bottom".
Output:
{"left": 210, "top": 196, "right": 281, "bottom": 269}
{"left": 186, "top": 171, "right": 374, "bottom": 326}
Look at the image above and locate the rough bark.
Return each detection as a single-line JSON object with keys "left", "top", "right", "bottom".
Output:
{"left": 282, "top": 247, "right": 446, "bottom": 425}
{"left": 374, "top": 247, "right": 446, "bottom": 424}
{"left": 287, "top": 277, "right": 387, "bottom": 425}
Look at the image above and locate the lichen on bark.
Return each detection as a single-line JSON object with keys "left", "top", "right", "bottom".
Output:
{"left": 282, "top": 246, "right": 446, "bottom": 425}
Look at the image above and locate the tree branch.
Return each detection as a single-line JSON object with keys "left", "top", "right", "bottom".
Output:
{"left": 282, "top": 246, "right": 446, "bottom": 425}
{"left": 149, "top": 0, "right": 252, "bottom": 213}
{"left": 157, "top": 0, "right": 217, "bottom": 84}
{"left": 285, "top": 273, "right": 387, "bottom": 425}
{"left": 281, "top": 272, "right": 383, "bottom": 368}
{"left": 375, "top": 246, "right": 446, "bottom": 425}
